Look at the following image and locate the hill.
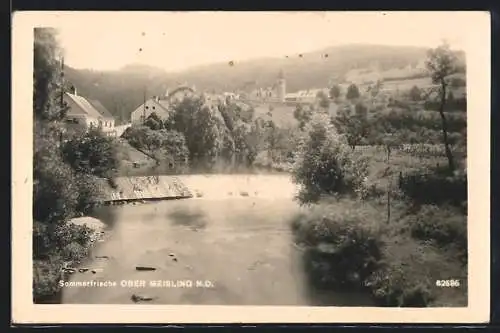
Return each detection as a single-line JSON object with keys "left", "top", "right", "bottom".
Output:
{"left": 64, "top": 44, "right": 466, "bottom": 124}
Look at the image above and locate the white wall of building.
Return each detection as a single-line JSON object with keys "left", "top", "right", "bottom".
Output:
{"left": 130, "top": 100, "right": 169, "bottom": 125}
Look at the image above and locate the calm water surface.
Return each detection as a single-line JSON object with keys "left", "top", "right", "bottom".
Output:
{"left": 61, "top": 175, "right": 374, "bottom": 306}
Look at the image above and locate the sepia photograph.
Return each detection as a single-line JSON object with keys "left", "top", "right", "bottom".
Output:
{"left": 12, "top": 11, "right": 490, "bottom": 324}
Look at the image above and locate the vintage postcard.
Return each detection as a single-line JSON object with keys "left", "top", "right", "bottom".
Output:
{"left": 12, "top": 11, "right": 490, "bottom": 324}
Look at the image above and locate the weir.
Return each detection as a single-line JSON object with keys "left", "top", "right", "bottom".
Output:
{"left": 97, "top": 176, "right": 193, "bottom": 203}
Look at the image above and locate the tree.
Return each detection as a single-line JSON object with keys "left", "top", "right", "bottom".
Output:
{"left": 293, "top": 104, "right": 313, "bottom": 130}
{"left": 61, "top": 128, "right": 120, "bottom": 179}
{"left": 156, "top": 129, "right": 190, "bottom": 168}
{"left": 33, "top": 28, "right": 68, "bottom": 121}
{"left": 34, "top": 129, "right": 79, "bottom": 224}
{"left": 425, "top": 41, "right": 458, "bottom": 172}
{"left": 409, "top": 85, "right": 422, "bottom": 101}
{"left": 262, "top": 119, "right": 291, "bottom": 163}
{"left": 329, "top": 85, "right": 341, "bottom": 99}
{"left": 292, "top": 114, "right": 369, "bottom": 204}
{"left": 144, "top": 112, "right": 164, "bottom": 130}
{"left": 346, "top": 83, "right": 360, "bottom": 100}
{"left": 368, "top": 80, "right": 383, "bottom": 98}
{"left": 333, "top": 103, "right": 372, "bottom": 150}
{"left": 317, "top": 91, "right": 330, "bottom": 109}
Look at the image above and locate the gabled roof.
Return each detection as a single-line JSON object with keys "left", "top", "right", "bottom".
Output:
{"left": 65, "top": 93, "right": 114, "bottom": 120}
{"left": 88, "top": 99, "right": 114, "bottom": 119}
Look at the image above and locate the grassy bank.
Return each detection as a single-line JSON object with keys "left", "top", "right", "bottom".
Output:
{"left": 288, "top": 136, "right": 467, "bottom": 307}
{"left": 33, "top": 219, "right": 104, "bottom": 303}
{"left": 290, "top": 197, "right": 467, "bottom": 307}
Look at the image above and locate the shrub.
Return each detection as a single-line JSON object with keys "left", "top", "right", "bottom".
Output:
{"left": 74, "top": 173, "right": 105, "bottom": 213}
{"left": 48, "top": 221, "right": 93, "bottom": 250}
{"left": 291, "top": 201, "right": 384, "bottom": 289}
{"left": 61, "top": 128, "right": 120, "bottom": 179}
{"left": 399, "top": 168, "right": 467, "bottom": 207}
{"left": 407, "top": 205, "right": 467, "bottom": 263}
{"left": 366, "top": 235, "right": 467, "bottom": 307}
{"left": 293, "top": 115, "right": 369, "bottom": 204}
{"left": 366, "top": 237, "right": 436, "bottom": 307}
{"left": 33, "top": 221, "right": 95, "bottom": 302}
{"left": 33, "top": 148, "right": 79, "bottom": 224}
{"left": 33, "top": 257, "right": 63, "bottom": 302}
{"left": 368, "top": 262, "right": 434, "bottom": 307}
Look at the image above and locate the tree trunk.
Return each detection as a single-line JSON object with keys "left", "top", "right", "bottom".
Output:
{"left": 439, "top": 81, "right": 456, "bottom": 173}
{"left": 386, "top": 146, "right": 391, "bottom": 224}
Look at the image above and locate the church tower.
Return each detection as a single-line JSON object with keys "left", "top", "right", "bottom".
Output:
{"left": 277, "top": 69, "right": 286, "bottom": 102}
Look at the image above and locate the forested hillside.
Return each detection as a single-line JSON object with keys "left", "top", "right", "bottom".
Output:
{"left": 64, "top": 44, "right": 465, "bottom": 124}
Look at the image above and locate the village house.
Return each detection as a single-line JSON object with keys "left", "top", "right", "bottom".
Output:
{"left": 63, "top": 87, "right": 117, "bottom": 137}
{"left": 130, "top": 85, "right": 196, "bottom": 125}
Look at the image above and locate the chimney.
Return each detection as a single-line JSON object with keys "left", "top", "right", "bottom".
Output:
{"left": 71, "top": 85, "right": 77, "bottom": 96}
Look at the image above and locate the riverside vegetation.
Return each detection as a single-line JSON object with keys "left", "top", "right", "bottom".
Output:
{"left": 289, "top": 42, "right": 467, "bottom": 307}
{"left": 33, "top": 28, "right": 121, "bottom": 302}
{"left": 33, "top": 28, "right": 467, "bottom": 307}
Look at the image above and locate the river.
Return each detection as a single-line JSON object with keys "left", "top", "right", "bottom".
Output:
{"left": 61, "top": 174, "right": 374, "bottom": 306}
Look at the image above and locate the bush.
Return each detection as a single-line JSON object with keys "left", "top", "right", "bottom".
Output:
{"left": 291, "top": 201, "right": 384, "bottom": 289}
{"left": 33, "top": 221, "right": 95, "bottom": 302}
{"left": 366, "top": 235, "right": 466, "bottom": 307}
{"left": 61, "top": 128, "right": 120, "bottom": 179}
{"left": 399, "top": 168, "right": 467, "bottom": 207}
{"left": 33, "top": 257, "right": 63, "bottom": 302}
{"left": 366, "top": 237, "right": 436, "bottom": 307}
{"left": 293, "top": 115, "right": 369, "bottom": 204}
{"left": 74, "top": 173, "right": 105, "bottom": 213}
{"left": 49, "top": 221, "right": 93, "bottom": 249}
{"left": 33, "top": 147, "right": 79, "bottom": 224}
{"left": 368, "top": 261, "right": 435, "bottom": 307}
{"left": 407, "top": 205, "right": 467, "bottom": 263}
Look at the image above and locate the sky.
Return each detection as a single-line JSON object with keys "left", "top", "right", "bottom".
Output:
{"left": 50, "top": 11, "right": 474, "bottom": 73}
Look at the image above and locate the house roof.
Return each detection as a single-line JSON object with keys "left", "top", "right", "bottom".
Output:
{"left": 88, "top": 99, "right": 114, "bottom": 119}
{"left": 66, "top": 93, "right": 113, "bottom": 120}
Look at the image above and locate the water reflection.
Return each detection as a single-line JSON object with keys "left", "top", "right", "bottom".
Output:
{"left": 167, "top": 207, "right": 208, "bottom": 231}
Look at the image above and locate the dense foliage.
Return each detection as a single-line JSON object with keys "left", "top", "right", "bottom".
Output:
{"left": 289, "top": 42, "right": 467, "bottom": 307}
{"left": 61, "top": 128, "right": 120, "bottom": 179}
{"left": 292, "top": 114, "right": 369, "bottom": 204}
{"left": 33, "top": 28, "right": 120, "bottom": 302}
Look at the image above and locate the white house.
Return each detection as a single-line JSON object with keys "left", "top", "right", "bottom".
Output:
{"left": 130, "top": 85, "right": 196, "bottom": 125}
{"left": 130, "top": 97, "right": 170, "bottom": 125}
{"left": 63, "top": 88, "right": 117, "bottom": 137}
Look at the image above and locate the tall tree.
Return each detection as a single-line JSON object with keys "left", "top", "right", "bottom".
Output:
{"left": 333, "top": 103, "right": 371, "bottom": 150}
{"left": 293, "top": 104, "right": 313, "bottom": 130}
{"left": 317, "top": 91, "right": 330, "bottom": 109}
{"left": 346, "top": 83, "right": 360, "bottom": 100}
{"left": 33, "top": 28, "right": 67, "bottom": 121}
{"left": 409, "top": 85, "right": 422, "bottom": 101}
{"left": 425, "top": 41, "right": 458, "bottom": 172}
{"left": 329, "top": 84, "right": 341, "bottom": 99}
